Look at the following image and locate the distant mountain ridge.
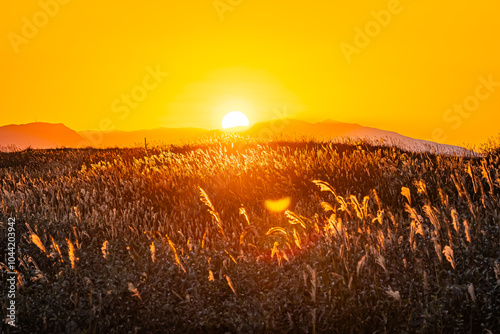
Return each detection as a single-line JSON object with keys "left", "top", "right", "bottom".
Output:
{"left": 0, "top": 120, "right": 474, "bottom": 155}
{"left": 79, "top": 127, "right": 212, "bottom": 148}
{"left": 0, "top": 123, "right": 84, "bottom": 150}
{"left": 245, "top": 119, "right": 473, "bottom": 155}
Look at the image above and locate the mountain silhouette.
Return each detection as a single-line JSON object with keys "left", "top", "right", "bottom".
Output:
{"left": 243, "top": 119, "right": 472, "bottom": 155}
{"left": 78, "top": 127, "right": 213, "bottom": 148}
{"left": 0, "top": 123, "right": 84, "bottom": 150}
{"left": 0, "top": 120, "right": 473, "bottom": 155}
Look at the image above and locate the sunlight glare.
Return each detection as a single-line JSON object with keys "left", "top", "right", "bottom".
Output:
{"left": 265, "top": 197, "right": 291, "bottom": 212}
{"left": 221, "top": 111, "right": 250, "bottom": 129}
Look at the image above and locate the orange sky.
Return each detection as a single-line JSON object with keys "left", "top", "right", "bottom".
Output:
{"left": 1, "top": 0, "right": 499, "bottom": 146}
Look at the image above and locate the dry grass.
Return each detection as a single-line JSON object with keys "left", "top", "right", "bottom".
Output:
{"left": 0, "top": 136, "right": 499, "bottom": 333}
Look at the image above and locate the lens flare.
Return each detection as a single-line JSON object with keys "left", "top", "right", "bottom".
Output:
{"left": 265, "top": 197, "right": 291, "bottom": 212}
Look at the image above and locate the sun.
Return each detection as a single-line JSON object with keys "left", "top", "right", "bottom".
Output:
{"left": 221, "top": 111, "right": 250, "bottom": 129}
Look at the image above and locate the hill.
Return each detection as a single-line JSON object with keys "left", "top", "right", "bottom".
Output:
{"left": 244, "top": 119, "right": 473, "bottom": 155}
{"left": 0, "top": 122, "right": 84, "bottom": 150}
{"left": 0, "top": 120, "right": 475, "bottom": 155}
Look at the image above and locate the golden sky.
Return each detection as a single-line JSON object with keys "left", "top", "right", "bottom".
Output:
{"left": 1, "top": 0, "right": 499, "bottom": 146}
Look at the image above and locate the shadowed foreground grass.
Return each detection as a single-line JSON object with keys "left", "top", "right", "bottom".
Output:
{"left": 1, "top": 136, "right": 499, "bottom": 333}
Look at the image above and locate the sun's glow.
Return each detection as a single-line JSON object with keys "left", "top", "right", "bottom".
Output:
{"left": 221, "top": 111, "right": 250, "bottom": 129}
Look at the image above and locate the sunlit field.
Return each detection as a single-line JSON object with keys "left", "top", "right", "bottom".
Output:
{"left": 1, "top": 135, "right": 500, "bottom": 333}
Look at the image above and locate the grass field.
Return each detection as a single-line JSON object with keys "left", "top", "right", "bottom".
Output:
{"left": 1, "top": 135, "right": 500, "bottom": 333}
